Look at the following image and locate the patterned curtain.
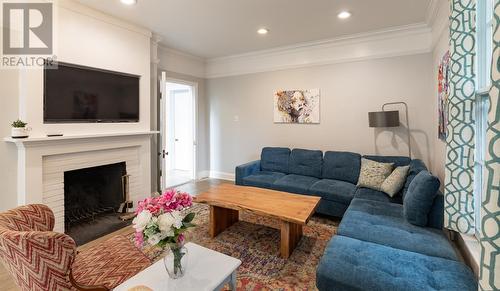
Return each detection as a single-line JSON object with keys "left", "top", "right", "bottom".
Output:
{"left": 444, "top": 0, "right": 476, "bottom": 234}
{"left": 479, "top": 1, "right": 499, "bottom": 290}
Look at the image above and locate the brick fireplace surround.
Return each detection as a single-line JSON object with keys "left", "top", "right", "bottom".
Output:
{"left": 4, "top": 132, "right": 155, "bottom": 232}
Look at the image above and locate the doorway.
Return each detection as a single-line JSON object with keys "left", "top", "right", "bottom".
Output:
{"left": 160, "top": 73, "right": 197, "bottom": 189}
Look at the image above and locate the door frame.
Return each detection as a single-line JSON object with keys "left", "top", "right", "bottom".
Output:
{"left": 159, "top": 74, "right": 198, "bottom": 189}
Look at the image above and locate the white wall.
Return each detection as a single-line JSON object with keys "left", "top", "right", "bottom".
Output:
{"left": 431, "top": 0, "right": 450, "bottom": 184}
{"left": 0, "top": 0, "right": 152, "bottom": 210}
{"left": 207, "top": 53, "right": 435, "bottom": 175}
{"left": 0, "top": 70, "right": 20, "bottom": 211}
{"left": 21, "top": 0, "right": 152, "bottom": 137}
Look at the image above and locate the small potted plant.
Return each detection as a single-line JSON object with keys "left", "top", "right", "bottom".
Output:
{"left": 11, "top": 120, "right": 30, "bottom": 138}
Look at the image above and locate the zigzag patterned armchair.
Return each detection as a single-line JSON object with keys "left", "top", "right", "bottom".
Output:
{"left": 0, "top": 204, "right": 108, "bottom": 291}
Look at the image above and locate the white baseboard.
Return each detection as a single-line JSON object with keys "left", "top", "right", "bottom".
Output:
{"left": 209, "top": 171, "right": 235, "bottom": 181}
{"left": 196, "top": 170, "right": 210, "bottom": 180}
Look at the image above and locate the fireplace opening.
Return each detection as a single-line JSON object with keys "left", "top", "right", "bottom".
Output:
{"left": 64, "top": 162, "right": 131, "bottom": 245}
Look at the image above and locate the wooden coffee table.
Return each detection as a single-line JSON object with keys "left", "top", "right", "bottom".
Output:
{"left": 195, "top": 184, "right": 320, "bottom": 259}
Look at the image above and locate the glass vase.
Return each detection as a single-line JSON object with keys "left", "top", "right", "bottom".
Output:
{"left": 163, "top": 245, "right": 188, "bottom": 279}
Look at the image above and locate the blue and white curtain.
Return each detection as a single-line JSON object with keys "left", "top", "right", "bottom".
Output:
{"left": 445, "top": 0, "right": 476, "bottom": 235}
{"left": 446, "top": 0, "right": 499, "bottom": 290}
{"left": 479, "top": 1, "right": 499, "bottom": 290}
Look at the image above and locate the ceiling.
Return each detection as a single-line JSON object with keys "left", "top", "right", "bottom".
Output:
{"left": 76, "top": 0, "right": 433, "bottom": 59}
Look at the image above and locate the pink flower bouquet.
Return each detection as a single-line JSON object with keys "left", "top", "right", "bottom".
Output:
{"left": 133, "top": 189, "right": 195, "bottom": 249}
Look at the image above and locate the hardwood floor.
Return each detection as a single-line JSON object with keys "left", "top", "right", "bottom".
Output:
{"left": 0, "top": 178, "right": 231, "bottom": 291}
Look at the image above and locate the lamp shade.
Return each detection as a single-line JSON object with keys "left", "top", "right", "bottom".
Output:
{"left": 368, "top": 110, "right": 400, "bottom": 127}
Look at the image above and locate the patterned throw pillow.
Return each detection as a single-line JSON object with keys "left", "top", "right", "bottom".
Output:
{"left": 357, "top": 158, "right": 394, "bottom": 191}
{"left": 380, "top": 166, "right": 410, "bottom": 197}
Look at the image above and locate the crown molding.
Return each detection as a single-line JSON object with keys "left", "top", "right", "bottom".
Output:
{"left": 430, "top": 0, "right": 450, "bottom": 49}
{"left": 425, "top": 0, "right": 440, "bottom": 26}
{"left": 158, "top": 45, "right": 205, "bottom": 62}
{"left": 205, "top": 23, "right": 433, "bottom": 79}
{"left": 56, "top": 0, "right": 152, "bottom": 38}
{"left": 157, "top": 45, "right": 206, "bottom": 78}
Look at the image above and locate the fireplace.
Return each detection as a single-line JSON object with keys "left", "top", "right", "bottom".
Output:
{"left": 64, "top": 162, "right": 131, "bottom": 245}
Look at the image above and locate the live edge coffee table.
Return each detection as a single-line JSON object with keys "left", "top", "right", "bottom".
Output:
{"left": 195, "top": 184, "right": 320, "bottom": 259}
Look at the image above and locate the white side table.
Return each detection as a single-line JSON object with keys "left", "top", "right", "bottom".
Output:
{"left": 114, "top": 242, "right": 241, "bottom": 291}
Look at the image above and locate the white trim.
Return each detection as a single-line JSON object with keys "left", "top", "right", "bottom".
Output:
{"left": 209, "top": 171, "right": 235, "bottom": 181}
{"left": 458, "top": 233, "right": 480, "bottom": 276}
{"left": 4, "top": 131, "right": 159, "bottom": 145}
{"left": 158, "top": 45, "right": 206, "bottom": 78}
{"left": 205, "top": 24, "right": 433, "bottom": 78}
{"left": 430, "top": 0, "right": 450, "bottom": 49}
{"left": 197, "top": 170, "right": 210, "bottom": 180}
{"left": 425, "top": 0, "right": 440, "bottom": 26}
{"left": 56, "top": 0, "right": 152, "bottom": 38}
{"left": 159, "top": 77, "right": 199, "bottom": 187}
{"left": 159, "top": 46, "right": 205, "bottom": 63}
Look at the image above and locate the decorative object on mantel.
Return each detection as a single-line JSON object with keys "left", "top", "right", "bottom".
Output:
{"left": 437, "top": 51, "right": 450, "bottom": 141}
{"left": 274, "top": 89, "right": 320, "bottom": 123}
{"left": 132, "top": 189, "right": 195, "bottom": 279}
{"left": 368, "top": 101, "right": 412, "bottom": 158}
{"left": 10, "top": 119, "right": 30, "bottom": 138}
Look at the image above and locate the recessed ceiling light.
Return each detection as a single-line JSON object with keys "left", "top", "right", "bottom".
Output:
{"left": 337, "top": 11, "right": 351, "bottom": 19}
{"left": 120, "top": 0, "right": 137, "bottom": 5}
{"left": 257, "top": 28, "right": 269, "bottom": 35}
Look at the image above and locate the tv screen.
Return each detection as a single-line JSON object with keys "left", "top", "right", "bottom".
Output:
{"left": 44, "top": 62, "right": 140, "bottom": 123}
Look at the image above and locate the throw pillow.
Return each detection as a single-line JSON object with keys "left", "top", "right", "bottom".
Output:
{"left": 403, "top": 171, "right": 440, "bottom": 226}
{"left": 381, "top": 165, "right": 410, "bottom": 197}
{"left": 357, "top": 158, "right": 394, "bottom": 191}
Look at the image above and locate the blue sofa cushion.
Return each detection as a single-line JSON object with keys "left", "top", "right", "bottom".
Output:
{"left": 241, "top": 171, "right": 286, "bottom": 188}
{"left": 354, "top": 187, "right": 403, "bottom": 204}
{"left": 363, "top": 155, "right": 411, "bottom": 167}
{"left": 402, "top": 159, "right": 428, "bottom": 199}
{"left": 339, "top": 198, "right": 458, "bottom": 260}
{"left": 404, "top": 171, "right": 440, "bottom": 226}
{"left": 260, "top": 147, "right": 290, "bottom": 173}
{"left": 273, "top": 174, "right": 319, "bottom": 194}
{"left": 316, "top": 235, "right": 477, "bottom": 291}
{"left": 316, "top": 199, "right": 350, "bottom": 218}
{"left": 322, "top": 151, "right": 361, "bottom": 184}
{"left": 428, "top": 191, "right": 445, "bottom": 229}
{"left": 288, "top": 149, "right": 323, "bottom": 178}
{"left": 310, "top": 179, "right": 356, "bottom": 204}
{"left": 235, "top": 160, "right": 261, "bottom": 185}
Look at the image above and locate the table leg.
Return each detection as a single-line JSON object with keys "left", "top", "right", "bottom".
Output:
{"left": 280, "top": 220, "right": 303, "bottom": 259}
{"left": 209, "top": 205, "right": 239, "bottom": 238}
{"left": 229, "top": 270, "right": 237, "bottom": 290}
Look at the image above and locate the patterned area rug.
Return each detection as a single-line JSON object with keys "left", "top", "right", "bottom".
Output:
{"left": 79, "top": 203, "right": 338, "bottom": 290}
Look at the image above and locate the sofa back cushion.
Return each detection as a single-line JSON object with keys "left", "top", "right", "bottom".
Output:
{"left": 403, "top": 171, "right": 440, "bottom": 226}
{"left": 363, "top": 155, "right": 411, "bottom": 167}
{"left": 322, "top": 151, "right": 361, "bottom": 184}
{"left": 402, "top": 159, "right": 428, "bottom": 199}
{"left": 261, "top": 147, "right": 291, "bottom": 173}
{"left": 289, "top": 149, "right": 323, "bottom": 178}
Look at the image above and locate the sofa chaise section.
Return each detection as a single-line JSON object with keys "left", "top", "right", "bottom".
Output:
{"left": 316, "top": 236, "right": 477, "bottom": 291}
{"left": 338, "top": 198, "right": 457, "bottom": 261}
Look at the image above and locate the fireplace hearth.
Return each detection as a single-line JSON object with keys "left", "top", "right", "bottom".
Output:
{"left": 64, "top": 162, "right": 131, "bottom": 245}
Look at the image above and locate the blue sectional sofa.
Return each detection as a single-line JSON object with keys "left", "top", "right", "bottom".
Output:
{"left": 235, "top": 147, "right": 477, "bottom": 291}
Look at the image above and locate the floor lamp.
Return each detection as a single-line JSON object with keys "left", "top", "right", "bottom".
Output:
{"left": 368, "top": 102, "right": 411, "bottom": 158}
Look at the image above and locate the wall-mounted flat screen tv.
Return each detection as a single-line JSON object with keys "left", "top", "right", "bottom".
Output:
{"left": 44, "top": 62, "right": 140, "bottom": 123}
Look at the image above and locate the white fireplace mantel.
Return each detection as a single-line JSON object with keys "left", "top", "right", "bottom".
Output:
{"left": 4, "top": 131, "right": 159, "bottom": 146}
{"left": 4, "top": 131, "right": 157, "bottom": 232}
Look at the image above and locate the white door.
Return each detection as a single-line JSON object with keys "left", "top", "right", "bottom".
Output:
{"left": 159, "top": 74, "right": 197, "bottom": 189}
{"left": 159, "top": 72, "right": 167, "bottom": 190}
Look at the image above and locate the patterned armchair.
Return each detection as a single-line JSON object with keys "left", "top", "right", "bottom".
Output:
{"left": 0, "top": 204, "right": 108, "bottom": 291}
